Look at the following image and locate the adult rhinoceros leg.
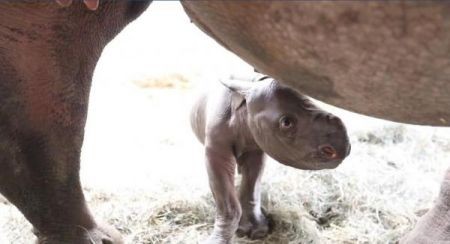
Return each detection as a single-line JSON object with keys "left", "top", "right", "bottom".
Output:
{"left": 236, "top": 151, "right": 270, "bottom": 239}
{"left": 0, "top": 1, "right": 149, "bottom": 243}
{"left": 401, "top": 168, "right": 450, "bottom": 244}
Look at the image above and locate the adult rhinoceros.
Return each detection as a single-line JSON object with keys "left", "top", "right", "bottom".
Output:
{"left": 0, "top": 1, "right": 448, "bottom": 243}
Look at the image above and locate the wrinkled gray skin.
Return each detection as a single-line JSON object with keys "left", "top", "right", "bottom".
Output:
{"left": 190, "top": 77, "right": 350, "bottom": 243}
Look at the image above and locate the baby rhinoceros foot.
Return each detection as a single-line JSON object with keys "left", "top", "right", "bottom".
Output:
{"left": 236, "top": 209, "right": 271, "bottom": 240}
{"left": 202, "top": 233, "right": 233, "bottom": 244}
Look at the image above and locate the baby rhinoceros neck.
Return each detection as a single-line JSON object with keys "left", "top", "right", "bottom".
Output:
{"left": 223, "top": 77, "right": 351, "bottom": 170}
{"left": 228, "top": 92, "right": 261, "bottom": 158}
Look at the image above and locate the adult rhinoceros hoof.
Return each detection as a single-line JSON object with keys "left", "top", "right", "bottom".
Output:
{"left": 35, "top": 222, "right": 123, "bottom": 244}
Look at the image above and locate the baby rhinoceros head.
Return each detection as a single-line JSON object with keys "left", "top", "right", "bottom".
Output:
{"left": 222, "top": 77, "right": 351, "bottom": 170}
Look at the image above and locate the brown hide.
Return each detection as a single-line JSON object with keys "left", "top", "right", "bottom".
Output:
{"left": 182, "top": 2, "right": 450, "bottom": 126}
{"left": 0, "top": 1, "right": 150, "bottom": 240}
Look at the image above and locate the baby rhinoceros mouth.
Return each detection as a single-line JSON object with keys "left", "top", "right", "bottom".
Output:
{"left": 301, "top": 146, "right": 348, "bottom": 170}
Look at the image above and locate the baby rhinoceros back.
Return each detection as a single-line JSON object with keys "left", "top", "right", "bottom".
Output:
{"left": 190, "top": 91, "right": 208, "bottom": 144}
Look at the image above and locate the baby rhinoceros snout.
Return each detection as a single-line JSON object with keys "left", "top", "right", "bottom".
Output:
{"left": 313, "top": 113, "right": 351, "bottom": 168}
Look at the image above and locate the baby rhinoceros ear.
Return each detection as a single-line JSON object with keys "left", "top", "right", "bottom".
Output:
{"left": 219, "top": 77, "right": 254, "bottom": 97}
{"left": 220, "top": 77, "right": 257, "bottom": 111}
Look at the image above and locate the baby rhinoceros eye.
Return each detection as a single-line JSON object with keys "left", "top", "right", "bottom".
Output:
{"left": 279, "top": 116, "right": 295, "bottom": 130}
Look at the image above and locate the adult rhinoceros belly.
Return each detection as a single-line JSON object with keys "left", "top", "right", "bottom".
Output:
{"left": 182, "top": 2, "right": 450, "bottom": 126}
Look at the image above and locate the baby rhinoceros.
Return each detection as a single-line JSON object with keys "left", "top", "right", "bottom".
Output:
{"left": 190, "top": 76, "right": 351, "bottom": 244}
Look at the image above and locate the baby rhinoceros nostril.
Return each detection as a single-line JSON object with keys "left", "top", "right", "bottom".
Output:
{"left": 319, "top": 144, "right": 338, "bottom": 160}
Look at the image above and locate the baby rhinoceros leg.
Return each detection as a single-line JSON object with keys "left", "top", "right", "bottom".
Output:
{"left": 204, "top": 148, "right": 242, "bottom": 244}
{"left": 236, "top": 151, "right": 271, "bottom": 240}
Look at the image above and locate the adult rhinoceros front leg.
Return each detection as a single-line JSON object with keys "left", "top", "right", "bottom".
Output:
{"left": 0, "top": 1, "right": 150, "bottom": 243}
